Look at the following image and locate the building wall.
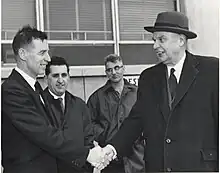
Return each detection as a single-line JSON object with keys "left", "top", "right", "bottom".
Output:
{"left": 1, "top": 65, "right": 152, "bottom": 101}
{"left": 181, "top": 0, "right": 219, "bottom": 57}
{"left": 1, "top": 1, "right": 219, "bottom": 101}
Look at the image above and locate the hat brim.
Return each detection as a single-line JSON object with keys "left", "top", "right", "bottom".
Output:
{"left": 144, "top": 26, "right": 197, "bottom": 39}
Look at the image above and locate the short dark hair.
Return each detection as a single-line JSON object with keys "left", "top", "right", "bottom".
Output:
{"left": 104, "top": 54, "right": 123, "bottom": 65}
{"left": 45, "top": 56, "right": 70, "bottom": 76}
{"left": 12, "top": 25, "right": 48, "bottom": 56}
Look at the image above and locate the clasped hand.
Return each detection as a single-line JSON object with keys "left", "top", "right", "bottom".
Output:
{"left": 87, "top": 144, "right": 116, "bottom": 170}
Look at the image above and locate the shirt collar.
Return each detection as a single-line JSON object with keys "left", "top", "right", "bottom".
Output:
{"left": 103, "top": 79, "right": 136, "bottom": 93}
{"left": 167, "top": 52, "right": 186, "bottom": 83}
{"left": 15, "top": 67, "right": 36, "bottom": 91}
{"left": 48, "top": 89, "right": 65, "bottom": 100}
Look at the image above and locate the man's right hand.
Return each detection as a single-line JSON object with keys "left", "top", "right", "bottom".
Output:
{"left": 102, "top": 145, "right": 117, "bottom": 161}
{"left": 87, "top": 144, "right": 117, "bottom": 171}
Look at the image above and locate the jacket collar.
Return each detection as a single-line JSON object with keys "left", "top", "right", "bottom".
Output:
{"left": 103, "top": 79, "right": 136, "bottom": 94}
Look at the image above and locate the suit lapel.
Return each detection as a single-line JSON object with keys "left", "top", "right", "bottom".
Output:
{"left": 11, "top": 69, "right": 34, "bottom": 93}
{"left": 172, "top": 52, "right": 199, "bottom": 109}
{"left": 11, "top": 70, "right": 50, "bottom": 122}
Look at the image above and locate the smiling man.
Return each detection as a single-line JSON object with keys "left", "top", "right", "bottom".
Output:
{"left": 2, "top": 26, "right": 104, "bottom": 173}
{"left": 42, "top": 56, "right": 95, "bottom": 173}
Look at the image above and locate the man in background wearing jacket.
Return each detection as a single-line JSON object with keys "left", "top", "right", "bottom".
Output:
{"left": 87, "top": 54, "right": 145, "bottom": 173}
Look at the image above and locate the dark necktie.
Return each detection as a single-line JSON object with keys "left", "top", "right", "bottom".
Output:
{"left": 34, "top": 81, "right": 43, "bottom": 94}
{"left": 57, "top": 97, "right": 65, "bottom": 114}
{"left": 169, "top": 68, "right": 177, "bottom": 101}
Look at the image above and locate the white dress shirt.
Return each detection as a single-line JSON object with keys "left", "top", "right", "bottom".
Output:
{"left": 48, "top": 89, "right": 65, "bottom": 107}
{"left": 167, "top": 52, "right": 186, "bottom": 83}
{"left": 15, "top": 67, "right": 36, "bottom": 90}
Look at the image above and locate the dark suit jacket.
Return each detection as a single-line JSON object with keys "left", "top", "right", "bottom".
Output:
{"left": 110, "top": 51, "right": 219, "bottom": 172}
{"left": 2, "top": 70, "right": 89, "bottom": 173}
{"left": 42, "top": 88, "right": 94, "bottom": 173}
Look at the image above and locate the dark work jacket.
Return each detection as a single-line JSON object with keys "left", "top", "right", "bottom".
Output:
{"left": 87, "top": 79, "right": 145, "bottom": 173}
{"left": 1, "top": 70, "right": 89, "bottom": 173}
{"left": 109, "top": 51, "right": 219, "bottom": 172}
{"left": 42, "top": 88, "right": 94, "bottom": 173}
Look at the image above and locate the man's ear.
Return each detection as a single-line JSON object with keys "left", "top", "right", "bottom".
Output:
{"left": 179, "top": 34, "right": 186, "bottom": 47}
{"left": 18, "top": 48, "right": 27, "bottom": 61}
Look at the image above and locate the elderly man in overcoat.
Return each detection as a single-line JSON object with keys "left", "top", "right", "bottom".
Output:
{"left": 102, "top": 11, "right": 219, "bottom": 172}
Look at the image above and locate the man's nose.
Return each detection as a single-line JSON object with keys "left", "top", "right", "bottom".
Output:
{"left": 44, "top": 52, "right": 51, "bottom": 62}
{"left": 153, "top": 40, "right": 159, "bottom": 50}
{"left": 57, "top": 76, "right": 64, "bottom": 82}
{"left": 111, "top": 68, "right": 117, "bottom": 74}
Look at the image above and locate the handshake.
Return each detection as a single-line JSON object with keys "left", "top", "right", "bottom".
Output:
{"left": 87, "top": 141, "right": 117, "bottom": 171}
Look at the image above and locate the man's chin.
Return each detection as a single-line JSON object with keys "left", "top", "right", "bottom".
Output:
{"left": 38, "top": 71, "right": 45, "bottom": 76}
{"left": 56, "top": 90, "right": 65, "bottom": 96}
{"left": 110, "top": 78, "right": 121, "bottom": 83}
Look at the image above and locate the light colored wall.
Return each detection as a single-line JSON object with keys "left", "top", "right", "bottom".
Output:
{"left": 1, "top": 65, "right": 153, "bottom": 102}
{"left": 182, "top": 0, "right": 219, "bottom": 57}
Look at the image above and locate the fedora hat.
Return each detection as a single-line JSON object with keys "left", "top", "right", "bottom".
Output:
{"left": 144, "top": 11, "right": 197, "bottom": 39}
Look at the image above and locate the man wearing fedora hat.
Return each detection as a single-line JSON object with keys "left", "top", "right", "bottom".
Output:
{"left": 99, "top": 11, "right": 219, "bottom": 172}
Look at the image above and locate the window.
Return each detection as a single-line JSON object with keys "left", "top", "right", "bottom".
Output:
{"left": 118, "top": 0, "right": 176, "bottom": 41}
{"left": 118, "top": 0, "right": 176, "bottom": 65}
{"left": 43, "top": 0, "right": 113, "bottom": 41}
{"left": 1, "top": 44, "right": 15, "bottom": 64}
{"left": 1, "top": 0, "right": 178, "bottom": 65}
{"left": 49, "top": 44, "right": 114, "bottom": 65}
{"left": 119, "top": 44, "right": 158, "bottom": 65}
{"left": 2, "top": 0, "right": 36, "bottom": 40}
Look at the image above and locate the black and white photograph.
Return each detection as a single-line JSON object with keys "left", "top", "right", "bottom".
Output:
{"left": 1, "top": 0, "right": 219, "bottom": 172}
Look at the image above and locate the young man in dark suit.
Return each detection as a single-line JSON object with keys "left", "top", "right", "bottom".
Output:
{"left": 42, "top": 56, "right": 94, "bottom": 173}
{"left": 1, "top": 25, "right": 108, "bottom": 173}
{"left": 101, "top": 11, "right": 219, "bottom": 172}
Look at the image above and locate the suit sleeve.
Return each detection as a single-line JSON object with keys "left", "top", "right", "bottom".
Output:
{"left": 87, "top": 93, "right": 105, "bottom": 143}
{"left": 81, "top": 101, "right": 95, "bottom": 147}
{"left": 108, "top": 73, "right": 145, "bottom": 156}
{"left": 2, "top": 84, "right": 89, "bottom": 167}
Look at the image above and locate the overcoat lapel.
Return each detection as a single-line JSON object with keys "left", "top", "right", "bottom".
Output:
{"left": 154, "top": 51, "right": 199, "bottom": 122}
{"left": 42, "top": 88, "right": 62, "bottom": 127}
{"left": 153, "top": 63, "right": 170, "bottom": 122}
{"left": 172, "top": 51, "right": 199, "bottom": 109}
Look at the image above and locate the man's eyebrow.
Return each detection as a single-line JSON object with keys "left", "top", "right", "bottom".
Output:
{"left": 154, "top": 35, "right": 166, "bottom": 40}
{"left": 38, "top": 50, "right": 48, "bottom": 54}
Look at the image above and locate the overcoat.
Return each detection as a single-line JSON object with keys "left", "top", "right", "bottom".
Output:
{"left": 110, "top": 51, "right": 219, "bottom": 172}
{"left": 42, "top": 88, "right": 94, "bottom": 173}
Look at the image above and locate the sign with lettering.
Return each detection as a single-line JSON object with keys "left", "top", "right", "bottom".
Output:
{"left": 124, "top": 76, "right": 139, "bottom": 86}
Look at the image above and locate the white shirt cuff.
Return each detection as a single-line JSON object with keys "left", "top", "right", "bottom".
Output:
{"left": 106, "top": 144, "right": 117, "bottom": 159}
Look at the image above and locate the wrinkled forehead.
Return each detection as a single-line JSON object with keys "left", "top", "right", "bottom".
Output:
{"left": 49, "top": 65, "right": 68, "bottom": 74}
{"left": 153, "top": 31, "right": 179, "bottom": 39}
{"left": 105, "top": 60, "right": 123, "bottom": 68}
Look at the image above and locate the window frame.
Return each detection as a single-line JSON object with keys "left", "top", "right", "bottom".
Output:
{"left": 1, "top": 0, "right": 180, "bottom": 69}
